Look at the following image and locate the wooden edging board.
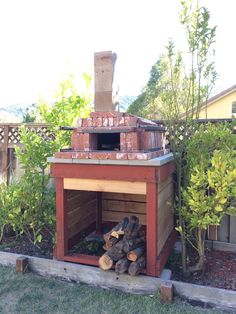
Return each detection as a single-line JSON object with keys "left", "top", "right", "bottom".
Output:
{"left": 0, "top": 251, "right": 236, "bottom": 311}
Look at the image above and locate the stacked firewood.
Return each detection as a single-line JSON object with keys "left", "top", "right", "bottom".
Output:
{"left": 99, "top": 216, "right": 146, "bottom": 276}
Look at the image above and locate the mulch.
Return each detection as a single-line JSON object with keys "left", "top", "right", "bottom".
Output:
{"left": 0, "top": 229, "right": 54, "bottom": 259}
{"left": 170, "top": 247, "right": 236, "bottom": 291}
{"left": 1, "top": 232, "right": 236, "bottom": 291}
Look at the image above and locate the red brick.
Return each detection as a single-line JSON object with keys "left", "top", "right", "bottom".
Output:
{"left": 108, "top": 152, "right": 128, "bottom": 160}
{"left": 97, "top": 117, "right": 103, "bottom": 127}
{"left": 113, "top": 116, "right": 119, "bottom": 127}
{"left": 89, "top": 152, "right": 111, "bottom": 160}
{"left": 71, "top": 130, "right": 79, "bottom": 150}
{"left": 92, "top": 117, "right": 98, "bottom": 127}
{"left": 55, "top": 152, "right": 73, "bottom": 159}
{"left": 108, "top": 117, "right": 113, "bottom": 126}
{"left": 126, "top": 132, "right": 140, "bottom": 151}
{"left": 128, "top": 152, "right": 151, "bottom": 160}
{"left": 102, "top": 117, "right": 108, "bottom": 127}
{"left": 160, "top": 281, "right": 173, "bottom": 303}
{"left": 90, "top": 111, "right": 124, "bottom": 118}
{"left": 124, "top": 116, "right": 138, "bottom": 127}
{"left": 118, "top": 116, "right": 125, "bottom": 126}
{"left": 78, "top": 134, "right": 90, "bottom": 151}
{"left": 120, "top": 133, "right": 126, "bottom": 151}
{"left": 72, "top": 152, "right": 89, "bottom": 159}
{"left": 115, "top": 152, "right": 128, "bottom": 160}
{"left": 87, "top": 118, "right": 92, "bottom": 127}
{"left": 16, "top": 256, "right": 28, "bottom": 273}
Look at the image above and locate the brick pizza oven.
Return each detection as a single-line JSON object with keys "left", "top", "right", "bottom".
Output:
{"left": 49, "top": 51, "right": 176, "bottom": 277}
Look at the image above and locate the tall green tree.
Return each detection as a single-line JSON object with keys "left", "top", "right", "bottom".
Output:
{"left": 127, "top": 59, "right": 162, "bottom": 118}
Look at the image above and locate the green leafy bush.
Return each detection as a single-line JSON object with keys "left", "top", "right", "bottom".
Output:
{"left": 0, "top": 75, "right": 91, "bottom": 245}
{"left": 180, "top": 123, "right": 236, "bottom": 271}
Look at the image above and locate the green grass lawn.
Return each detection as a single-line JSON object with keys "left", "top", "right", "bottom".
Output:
{"left": 0, "top": 266, "right": 225, "bottom": 314}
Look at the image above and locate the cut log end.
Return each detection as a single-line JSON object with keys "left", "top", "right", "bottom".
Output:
{"left": 99, "top": 254, "right": 113, "bottom": 271}
{"left": 127, "top": 246, "right": 145, "bottom": 262}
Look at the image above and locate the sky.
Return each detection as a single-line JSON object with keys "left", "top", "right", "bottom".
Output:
{"left": 0, "top": 0, "right": 235, "bottom": 109}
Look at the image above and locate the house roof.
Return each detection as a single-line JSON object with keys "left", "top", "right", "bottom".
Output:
{"left": 180, "top": 84, "right": 236, "bottom": 118}
{"left": 206, "top": 84, "right": 236, "bottom": 106}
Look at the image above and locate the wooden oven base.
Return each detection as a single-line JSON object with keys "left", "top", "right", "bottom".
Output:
{"left": 52, "top": 161, "right": 175, "bottom": 277}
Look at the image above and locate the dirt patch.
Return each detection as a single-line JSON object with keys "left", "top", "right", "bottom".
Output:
{"left": 170, "top": 248, "right": 236, "bottom": 291}
{"left": 0, "top": 229, "right": 54, "bottom": 259}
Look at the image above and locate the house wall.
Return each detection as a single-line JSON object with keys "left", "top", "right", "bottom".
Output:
{"left": 198, "top": 91, "right": 236, "bottom": 119}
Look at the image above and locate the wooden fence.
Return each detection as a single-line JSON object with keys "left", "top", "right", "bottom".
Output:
{"left": 0, "top": 123, "right": 51, "bottom": 183}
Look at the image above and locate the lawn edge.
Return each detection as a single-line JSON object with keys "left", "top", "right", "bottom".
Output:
{"left": 0, "top": 251, "right": 236, "bottom": 311}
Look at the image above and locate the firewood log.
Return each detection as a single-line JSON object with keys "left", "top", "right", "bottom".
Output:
{"left": 103, "top": 237, "right": 119, "bottom": 250}
{"left": 115, "top": 257, "right": 131, "bottom": 275}
{"left": 128, "top": 255, "right": 146, "bottom": 276}
{"left": 99, "top": 254, "right": 114, "bottom": 270}
{"left": 124, "top": 216, "right": 142, "bottom": 240}
{"left": 127, "top": 246, "right": 145, "bottom": 262}
{"left": 122, "top": 236, "right": 146, "bottom": 253}
{"left": 107, "top": 240, "right": 125, "bottom": 261}
{"left": 103, "top": 217, "right": 129, "bottom": 241}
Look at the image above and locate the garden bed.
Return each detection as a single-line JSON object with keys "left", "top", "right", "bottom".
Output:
{"left": 170, "top": 247, "right": 236, "bottom": 291}
{"left": 0, "top": 229, "right": 54, "bottom": 259}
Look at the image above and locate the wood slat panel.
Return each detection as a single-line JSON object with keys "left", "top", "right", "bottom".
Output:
{"left": 102, "top": 192, "right": 146, "bottom": 202}
{"left": 68, "top": 211, "right": 96, "bottom": 238}
{"left": 64, "top": 178, "right": 146, "bottom": 195}
{"left": 68, "top": 199, "right": 97, "bottom": 226}
{"left": 103, "top": 210, "right": 146, "bottom": 225}
{"left": 218, "top": 215, "right": 229, "bottom": 242}
{"left": 67, "top": 191, "right": 97, "bottom": 210}
{"left": 158, "top": 176, "right": 173, "bottom": 193}
{"left": 102, "top": 199, "right": 146, "bottom": 214}
{"left": 230, "top": 216, "right": 236, "bottom": 244}
{"left": 158, "top": 182, "right": 174, "bottom": 208}
{"left": 157, "top": 200, "right": 174, "bottom": 255}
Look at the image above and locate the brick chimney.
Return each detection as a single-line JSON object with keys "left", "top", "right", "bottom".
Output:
{"left": 94, "top": 51, "right": 117, "bottom": 112}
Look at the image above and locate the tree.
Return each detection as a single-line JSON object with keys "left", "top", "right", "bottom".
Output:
{"left": 127, "top": 59, "right": 162, "bottom": 118}
{"left": 142, "top": 0, "right": 217, "bottom": 273}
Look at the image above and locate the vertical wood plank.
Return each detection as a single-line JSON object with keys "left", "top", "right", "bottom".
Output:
{"left": 208, "top": 225, "right": 218, "bottom": 241}
{"left": 55, "top": 178, "right": 68, "bottom": 260}
{"left": 218, "top": 215, "right": 229, "bottom": 242}
{"left": 146, "top": 182, "right": 158, "bottom": 276}
{"left": 229, "top": 216, "right": 236, "bottom": 244}
{"left": 2, "top": 125, "right": 9, "bottom": 183}
{"left": 96, "top": 192, "right": 102, "bottom": 233}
